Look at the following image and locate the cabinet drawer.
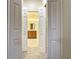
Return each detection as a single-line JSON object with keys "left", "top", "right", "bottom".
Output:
{"left": 28, "top": 31, "right": 37, "bottom": 39}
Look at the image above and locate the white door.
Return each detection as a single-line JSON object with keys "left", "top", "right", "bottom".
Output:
{"left": 8, "top": 0, "right": 22, "bottom": 59}
{"left": 48, "top": 0, "right": 62, "bottom": 59}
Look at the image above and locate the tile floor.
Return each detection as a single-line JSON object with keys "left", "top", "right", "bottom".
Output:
{"left": 22, "top": 48, "right": 47, "bottom": 59}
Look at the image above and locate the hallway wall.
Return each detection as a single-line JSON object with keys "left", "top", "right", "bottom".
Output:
{"left": 62, "top": 0, "right": 71, "bottom": 59}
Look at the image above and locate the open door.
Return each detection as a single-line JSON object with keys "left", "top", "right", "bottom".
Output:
{"left": 48, "top": 0, "right": 62, "bottom": 59}
{"left": 8, "top": 0, "right": 22, "bottom": 59}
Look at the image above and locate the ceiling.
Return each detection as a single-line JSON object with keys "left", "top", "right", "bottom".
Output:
{"left": 23, "top": 0, "right": 43, "bottom": 10}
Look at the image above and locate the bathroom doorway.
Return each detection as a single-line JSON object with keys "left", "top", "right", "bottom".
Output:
{"left": 22, "top": 0, "right": 47, "bottom": 59}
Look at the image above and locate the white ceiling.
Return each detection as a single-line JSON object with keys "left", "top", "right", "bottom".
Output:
{"left": 23, "top": 0, "right": 43, "bottom": 10}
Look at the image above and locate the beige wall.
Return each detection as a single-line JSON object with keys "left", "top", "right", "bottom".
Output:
{"left": 62, "top": 0, "right": 71, "bottom": 59}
